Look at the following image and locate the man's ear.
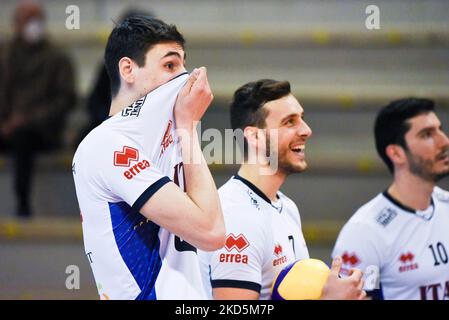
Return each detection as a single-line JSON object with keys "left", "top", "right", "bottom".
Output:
{"left": 386, "top": 144, "right": 407, "bottom": 167}
{"left": 244, "top": 126, "right": 269, "bottom": 164}
{"left": 243, "top": 126, "right": 259, "bottom": 150}
{"left": 118, "top": 57, "right": 135, "bottom": 86}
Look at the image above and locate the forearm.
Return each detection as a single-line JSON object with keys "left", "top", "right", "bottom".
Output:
{"left": 178, "top": 125, "right": 224, "bottom": 234}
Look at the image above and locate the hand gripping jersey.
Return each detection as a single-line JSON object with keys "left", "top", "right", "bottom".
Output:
{"left": 72, "top": 73, "right": 207, "bottom": 300}
{"left": 332, "top": 187, "right": 449, "bottom": 300}
{"left": 199, "top": 175, "right": 309, "bottom": 300}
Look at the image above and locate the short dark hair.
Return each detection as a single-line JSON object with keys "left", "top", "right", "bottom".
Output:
{"left": 374, "top": 97, "right": 435, "bottom": 173}
{"left": 230, "top": 79, "right": 291, "bottom": 158}
{"left": 104, "top": 16, "right": 185, "bottom": 97}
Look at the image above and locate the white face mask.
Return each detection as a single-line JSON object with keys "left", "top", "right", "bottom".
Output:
{"left": 22, "top": 18, "right": 44, "bottom": 43}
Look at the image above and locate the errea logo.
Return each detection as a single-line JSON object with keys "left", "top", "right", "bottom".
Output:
{"left": 272, "top": 243, "right": 288, "bottom": 266}
{"left": 342, "top": 252, "right": 360, "bottom": 266}
{"left": 114, "top": 146, "right": 138, "bottom": 167}
{"left": 274, "top": 244, "right": 282, "bottom": 256}
{"left": 340, "top": 251, "right": 361, "bottom": 276}
{"left": 113, "top": 146, "right": 151, "bottom": 180}
{"left": 398, "top": 252, "right": 419, "bottom": 273}
{"left": 225, "top": 233, "right": 249, "bottom": 252}
{"left": 219, "top": 233, "right": 249, "bottom": 264}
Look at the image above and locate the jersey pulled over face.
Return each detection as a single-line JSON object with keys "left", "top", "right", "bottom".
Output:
{"left": 72, "top": 73, "right": 207, "bottom": 300}
{"left": 332, "top": 187, "right": 449, "bottom": 300}
{"left": 199, "top": 175, "right": 309, "bottom": 300}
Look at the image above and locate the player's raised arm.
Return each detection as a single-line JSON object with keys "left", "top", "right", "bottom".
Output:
{"left": 140, "top": 67, "right": 225, "bottom": 251}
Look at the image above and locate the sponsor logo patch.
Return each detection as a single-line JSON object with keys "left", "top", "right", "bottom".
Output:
{"left": 376, "top": 207, "right": 398, "bottom": 227}
{"left": 114, "top": 146, "right": 139, "bottom": 167}
{"left": 113, "top": 146, "right": 151, "bottom": 180}
{"left": 121, "top": 96, "right": 145, "bottom": 117}
{"left": 219, "top": 233, "right": 249, "bottom": 264}
{"left": 342, "top": 251, "right": 360, "bottom": 266}
{"left": 272, "top": 243, "right": 288, "bottom": 266}
{"left": 225, "top": 233, "right": 249, "bottom": 252}
{"left": 340, "top": 251, "right": 361, "bottom": 275}
{"left": 398, "top": 252, "right": 419, "bottom": 273}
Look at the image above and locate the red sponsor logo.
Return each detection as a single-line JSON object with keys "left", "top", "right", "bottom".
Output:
{"left": 123, "top": 160, "right": 150, "bottom": 180}
{"left": 340, "top": 251, "right": 361, "bottom": 276}
{"left": 399, "top": 252, "right": 419, "bottom": 273}
{"left": 272, "top": 243, "right": 288, "bottom": 266}
{"left": 113, "top": 146, "right": 151, "bottom": 180}
{"left": 221, "top": 233, "right": 249, "bottom": 264}
{"left": 399, "top": 252, "right": 414, "bottom": 263}
{"left": 274, "top": 244, "right": 283, "bottom": 257}
{"left": 114, "top": 146, "right": 139, "bottom": 167}
{"left": 219, "top": 253, "right": 249, "bottom": 264}
{"left": 342, "top": 252, "right": 360, "bottom": 266}
{"left": 160, "top": 120, "right": 174, "bottom": 157}
{"left": 225, "top": 233, "right": 249, "bottom": 252}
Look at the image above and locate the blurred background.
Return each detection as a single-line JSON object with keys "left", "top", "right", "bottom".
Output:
{"left": 0, "top": 0, "right": 448, "bottom": 299}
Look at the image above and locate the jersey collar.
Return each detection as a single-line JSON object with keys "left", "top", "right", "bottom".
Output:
{"left": 233, "top": 175, "right": 282, "bottom": 212}
{"left": 382, "top": 190, "right": 435, "bottom": 221}
{"left": 105, "top": 71, "right": 189, "bottom": 122}
{"left": 234, "top": 175, "right": 272, "bottom": 204}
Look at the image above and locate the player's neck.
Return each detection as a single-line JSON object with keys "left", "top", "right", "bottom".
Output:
{"left": 109, "top": 89, "right": 143, "bottom": 116}
{"left": 388, "top": 171, "right": 435, "bottom": 211}
{"left": 238, "top": 163, "right": 286, "bottom": 202}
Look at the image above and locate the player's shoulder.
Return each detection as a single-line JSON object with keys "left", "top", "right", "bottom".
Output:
{"left": 345, "top": 192, "right": 400, "bottom": 232}
{"left": 218, "top": 178, "right": 272, "bottom": 229}
{"left": 75, "top": 123, "right": 122, "bottom": 155}
{"left": 219, "top": 178, "right": 265, "bottom": 214}
{"left": 73, "top": 123, "right": 136, "bottom": 176}
{"left": 433, "top": 186, "right": 449, "bottom": 203}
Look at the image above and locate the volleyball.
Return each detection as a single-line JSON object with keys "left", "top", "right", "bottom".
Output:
{"left": 271, "top": 259, "right": 330, "bottom": 300}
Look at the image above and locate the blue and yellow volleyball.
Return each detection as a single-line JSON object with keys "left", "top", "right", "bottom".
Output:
{"left": 271, "top": 259, "right": 330, "bottom": 300}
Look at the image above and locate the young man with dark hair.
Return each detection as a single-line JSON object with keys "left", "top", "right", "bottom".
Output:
{"left": 332, "top": 98, "right": 449, "bottom": 300}
{"left": 73, "top": 16, "right": 225, "bottom": 300}
{"left": 200, "top": 79, "right": 365, "bottom": 300}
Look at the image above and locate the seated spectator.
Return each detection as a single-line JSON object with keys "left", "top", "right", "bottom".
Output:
{"left": 0, "top": 0, "right": 76, "bottom": 218}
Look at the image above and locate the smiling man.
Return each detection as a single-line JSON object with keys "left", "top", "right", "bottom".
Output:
{"left": 199, "top": 79, "right": 366, "bottom": 300}
{"left": 332, "top": 98, "right": 449, "bottom": 300}
{"left": 72, "top": 16, "right": 225, "bottom": 300}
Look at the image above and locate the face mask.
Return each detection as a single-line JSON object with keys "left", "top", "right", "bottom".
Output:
{"left": 22, "top": 19, "right": 44, "bottom": 43}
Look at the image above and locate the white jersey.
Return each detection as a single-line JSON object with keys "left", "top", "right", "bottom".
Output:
{"left": 199, "top": 175, "right": 309, "bottom": 300}
{"left": 332, "top": 187, "right": 449, "bottom": 300}
{"left": 72, "top": 72, "right": 207, "bottom": 300}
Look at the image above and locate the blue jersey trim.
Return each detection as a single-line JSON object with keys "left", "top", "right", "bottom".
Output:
{"left": 131, "top": 176, "right": 171, "bottom": 214}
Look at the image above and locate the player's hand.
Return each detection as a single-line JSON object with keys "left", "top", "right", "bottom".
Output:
{"left": 320, "top": 257, "right": 367, "bottom": 300}
{"left": 174, "top": 66, "right": 213, "bottom": 130}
